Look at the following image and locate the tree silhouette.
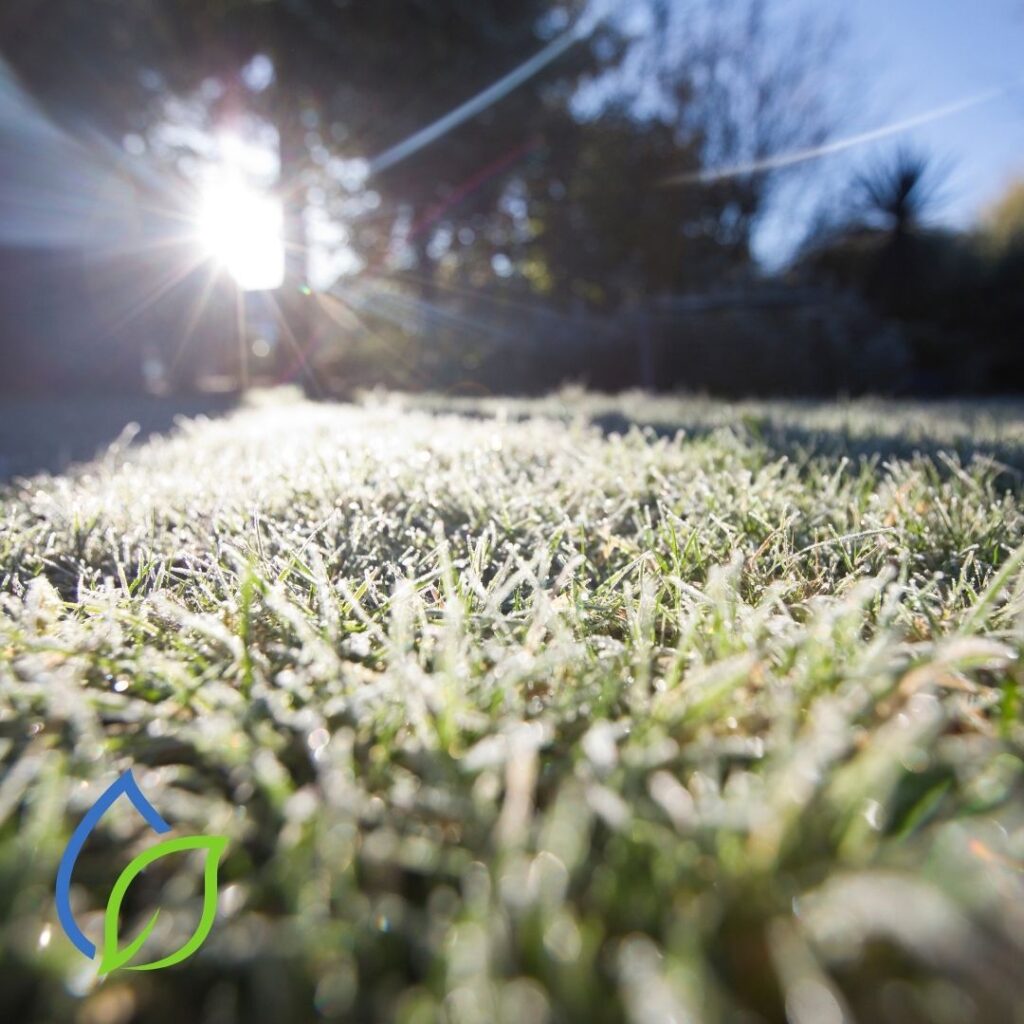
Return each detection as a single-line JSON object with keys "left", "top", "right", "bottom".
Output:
{"left": 853, "top": 146, "right": 948, "bottom": 240}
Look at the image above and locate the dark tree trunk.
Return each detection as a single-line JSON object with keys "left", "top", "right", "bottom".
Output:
{"left": 271, "top": 74, "right": 315, "bottom": 391}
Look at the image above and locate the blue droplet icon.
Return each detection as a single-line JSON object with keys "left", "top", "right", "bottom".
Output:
{"left": 55, "top": 770, "right": 171, "bottom": 959}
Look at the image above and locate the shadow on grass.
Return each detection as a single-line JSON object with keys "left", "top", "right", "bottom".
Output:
{"left": 398, "top": 392, "right": 1024, "bottom": 483}
{"left": 0, "top": 392, "right": 239, "bottom": 480}
{"left": 587, "top": 408, "right": 1024, "bottom": 482}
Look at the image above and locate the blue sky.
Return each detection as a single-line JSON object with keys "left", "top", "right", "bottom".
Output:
{"left": 755, "top": 0, "right": 1024, "bottom": 261}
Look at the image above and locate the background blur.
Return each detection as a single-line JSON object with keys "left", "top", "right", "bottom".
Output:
{"left": 0, "top": 0, "right": 1022, "bottom": 418}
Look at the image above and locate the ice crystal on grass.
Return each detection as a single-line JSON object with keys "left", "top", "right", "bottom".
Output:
{"left": 2, "top": 391, "right": 1024, "bottom": 1022}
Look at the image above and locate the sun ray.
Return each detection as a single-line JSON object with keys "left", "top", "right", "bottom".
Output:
{"left": 163, "top": 259, "right": 223, "bottom": 383}
{"left": 235, "top": 286, "right": 250, "bottom": 392}
{"left": 91, "top": 249, "right": 212, "bottom": 345}
{"left": 362, "top": 267, "right": 623, "bottom": 337}
{"left": 262, "top": 290, "right": 323, "bottom": 397}
{"left": 313, "top": 289, "right": 432, "bottom": 391}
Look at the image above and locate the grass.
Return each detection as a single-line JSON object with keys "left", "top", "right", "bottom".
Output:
{"left": 2, "top": 388, "right": 1024, "bottom": 1023}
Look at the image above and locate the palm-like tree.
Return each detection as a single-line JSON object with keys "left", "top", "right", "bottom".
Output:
{"left": 854, "top": 146, "right": 948, "bottom": 240}
{"left": 844, "top": 147, "right": 951, "bottom": 315}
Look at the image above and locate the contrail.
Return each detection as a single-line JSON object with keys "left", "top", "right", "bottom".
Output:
{"left": 368, "top": 5, "right": 611, "bottom": 176}
{"left": 662, "top": 84, "right": 1010, "bottom": 186}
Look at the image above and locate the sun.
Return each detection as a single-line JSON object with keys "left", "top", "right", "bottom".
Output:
{"left": 198, "top": 177, "right": 285, "bottom": 291}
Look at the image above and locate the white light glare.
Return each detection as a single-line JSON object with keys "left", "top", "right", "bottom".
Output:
{"left": 198, "top": 179, "right": 285, "bottom": 291}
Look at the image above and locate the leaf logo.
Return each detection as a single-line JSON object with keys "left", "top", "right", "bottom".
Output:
{"left": 54, "top": 770, "right": 229, "bottom": 973}
{"left": 99, "top": 835, "right": 228, "bottom": 973}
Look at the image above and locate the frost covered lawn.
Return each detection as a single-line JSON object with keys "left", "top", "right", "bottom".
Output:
{"left": 3, "top": 390, "right": 1024, "bottom": 1023}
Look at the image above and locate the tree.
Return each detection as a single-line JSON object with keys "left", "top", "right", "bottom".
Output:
{"left": 853, "top": 146, "right": 947, "bottom": 239}
{"left": 645, "top": 0, "right": 841, "bottom": 271}
{"left": 0, "top": 1, "right": 622, "bottom": 280}
{"left": 502, "top": 0, "right": 841, "bottom": 308}
{"left": 979, "top": 178, "right": 1024, "bottom": 253}
{"left": 794, "top": 149, "right": 1024, "bottom": 393}
{"left": 519, "top": 109, "right": 709, "bottom": 307}
{"left": 0, "top": 1, "right": 617, "bottom": 388}
{"left": 832, "top": 147, "right": 950, "bottom": 316}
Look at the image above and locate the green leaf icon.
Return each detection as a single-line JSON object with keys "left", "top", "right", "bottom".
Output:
{"left": 98, "top": 834, "right": 228, "bottom": 974}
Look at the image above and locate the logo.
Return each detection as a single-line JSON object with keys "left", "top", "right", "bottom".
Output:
{"left": 55, "top": 770, "right": 228, "bottom": 974}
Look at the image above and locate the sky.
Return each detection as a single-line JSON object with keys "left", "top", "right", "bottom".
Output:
{"left": 755, "top": 0, "right": 1024, "bottom": 262}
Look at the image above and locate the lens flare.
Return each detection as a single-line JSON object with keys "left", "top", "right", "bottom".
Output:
{"left": 198, "top": 178, "right": 284, "bottom": 291}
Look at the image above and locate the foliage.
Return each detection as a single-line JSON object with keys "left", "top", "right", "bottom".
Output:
{"left": 3, "top": 391, "right": 1024, "bottom": 1022}
{"left": 0, "top": 0, "right": 838, "bottom": 296}
{"left": 521, "top": 111, "right": 711, "bottom": 306}
{"left": 0, "top": 1, "right": 612, "bottom": 274}
{"left": 308, "top": 282, "right": 911, "bottom": 397}
{"left": 800, "top": 148, "right": 952, "bottom": 309}
{"left": 979, "top": 178, "right": 1024, "bottom": 254}
{"left": 852, "top": 147, "right": 949, "bottom": 237}
{"left": 798, "top": 152, "right": 1023, "bottom": 393}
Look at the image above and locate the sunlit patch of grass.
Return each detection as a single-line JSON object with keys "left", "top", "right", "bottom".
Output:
{"left": 2, "top": 391, "right": 1024, "bottom": 1023}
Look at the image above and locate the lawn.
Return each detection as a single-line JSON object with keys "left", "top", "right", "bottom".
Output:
{"left": 2, "top": 390, "right": 1024, "bottom": 1023}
